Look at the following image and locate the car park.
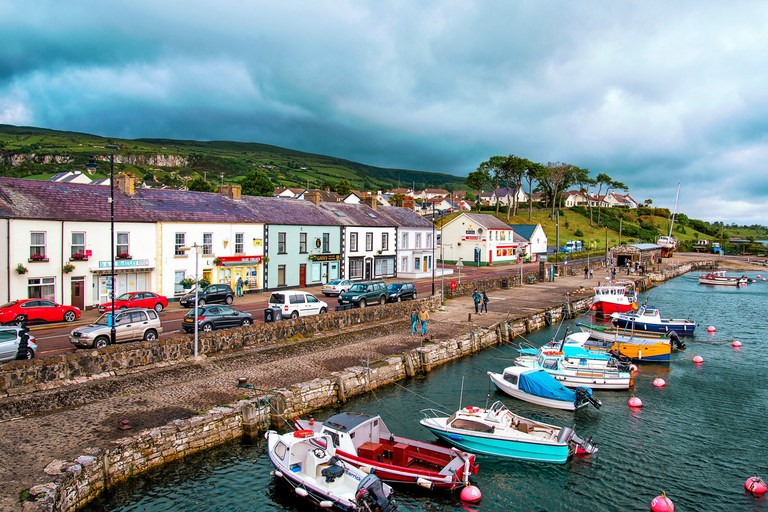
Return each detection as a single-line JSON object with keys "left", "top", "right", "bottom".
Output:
{"left": 268, "top": 291, "right": 328, "bottom": 319}
{"left": 386, "top": 282, "right": 417, "bottom": 302}
{"left": 98, "top": 291, "right": 168, "bottom": 313}
{"left": 69, "top": 308, "right": 163, "bottom": 349}
{"left": 321, "top": 279, "right": 354, "bottom": 297}
{"left": 0, "top": 299, "right": 81, "bottom": 324}
{"left": 337, "top": 281, "right": 388, "bottom": 308}
{"left": 182, "top": 305, "right": 253, "bottom": 333}
{"left": 0, "top": 326, "right": 37, "bottom": 362}
{"left": 179, "top": 284, "right": 235, "bottom": 308}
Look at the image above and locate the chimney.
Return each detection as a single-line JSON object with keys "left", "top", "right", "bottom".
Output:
{"left": 305, "top": 191, "right": 321, "bottom": 205}
{"left": 218, "top": 184, "right": 242, "bottom": 200}
{"left": 115, "top": 173, "right": 136, "bottom": 195}
{"left": 361, "top": 196, "right": 378, "bottom": 210}
{"left": 403, "top": 199, "right": 415, "bottom": 210}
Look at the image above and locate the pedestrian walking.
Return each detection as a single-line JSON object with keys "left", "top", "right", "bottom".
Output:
{"left": 480, "top": 291, "right": 489, "bottom": 314}
{"left": 236, "top": 277, "right": 244, "bottom": 297}
{"left": 472, "top": 289, "right": 481, "bottom": 313}
{"left": 418, "top": 307, "right": 429, "bottom": 336}
{"left": 410, "top": 309, "right": 419, "bottom": 335}
{"left": 584, "top": 267, "right": 588, "bottom": 279}
{"left": 589, "top": 268, "right": 594, "bottom": 279}
{"left": 611, "top": 267, "right": 616, "bottom": 280}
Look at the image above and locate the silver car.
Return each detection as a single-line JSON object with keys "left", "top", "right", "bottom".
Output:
{"left": 0, "top": 326, "right": 37, "bottom": 362}
{"left": 70, "top": 308, "right": 163, "bottom": 349}
{"left": 321, "top": 279, "right": 354, "bottom": 297}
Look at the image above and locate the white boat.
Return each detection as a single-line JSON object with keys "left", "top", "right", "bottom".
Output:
{"left": 698, "top": 270, "right": 749, "bottom": 286}
{"left": 515, "top": 348, "right": 634, "bottom": 390}
{"left": 590, "top": 280, "right": 638, "bottom": 315}
{"left": 294, "top": 412, "right": 477, "bottom": 490}
{"left": 265, "top": 429, "right": 397, "bottom": 512}
{"left": 488, "top": 366, "right": 602, "bottom": 411}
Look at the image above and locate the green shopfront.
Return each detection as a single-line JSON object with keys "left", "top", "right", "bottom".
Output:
{"left": 264, "top": 225, "right": 342, "bottom": 289}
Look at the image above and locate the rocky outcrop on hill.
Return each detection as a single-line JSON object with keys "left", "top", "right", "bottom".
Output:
{"left": 2, "top": 152, "right": 188, "bottom": 167}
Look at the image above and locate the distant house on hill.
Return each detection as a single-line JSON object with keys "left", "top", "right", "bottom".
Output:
{"left": 298, "top": 188, "right": 342, "bottom": 203}
{"left": 603, "top": 192, "right": 638, "bottom": 208}
{"left": 508, "top": 224, "right": 548, "bottom": 256}
{"left": 274, "top": 187, "right": 305, "bottom": 198}
{"left": 47, "top": 171, "right": 93, "bottom": 185}
{"left": 416, "top": 188, "right": 450, "bottom": 200}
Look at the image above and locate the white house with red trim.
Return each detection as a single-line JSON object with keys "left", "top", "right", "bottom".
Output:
{"left": 439, "top": 213, "right": 530, "bottom": 266}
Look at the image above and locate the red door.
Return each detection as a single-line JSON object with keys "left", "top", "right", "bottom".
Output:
{"left": 299, "top": 264, "right": 307, "bottom": 288}
{"left": 70, "top": 279, "right": 85, "bottom": 311}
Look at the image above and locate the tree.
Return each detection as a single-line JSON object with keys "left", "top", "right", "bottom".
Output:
{"left": 523, "top": 161, "right": 545, "bottom": 221}
{"left": 572, "top": 167, "right": 596, "bottom": 226}
{"left": 644, "top": 199, "right": 653, "bottom": 207}
{"left": 321, "top": 179, "right": 336, "bottom": 191}
{"left": 595, "top": 173, "right": 627, "bottom": 226}
{"left": 500, "top": 155, "right": 528, "bottom": 221}
{"left": 477, "top": 156, "right": 506, "bottom": 215}
{"left": 465, "top": 169, "right": 490, "bottom": 209}
{"left": 390, "top": 193, "right": 406, "bottom": 206}
{"left": 541, "top": 162, "right": 574, "bottom": 217}
{"left": 187, "top": 176, "right": 215, "bottom": 193}
{"left": 241, "top": 169, "right": 274, "bottom": 196}
{"left": 362, "top": 178, "right": 373, "bottom": 193}
{"left": 465, "top": 191, "right": 476, "bottom": 202}
{"left": 335, "top": 178, "right": 352, "bottom": 196}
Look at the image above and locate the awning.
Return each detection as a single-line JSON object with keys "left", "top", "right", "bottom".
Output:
{"left": 91, "top": 266, "right": 154, "bottom": 275}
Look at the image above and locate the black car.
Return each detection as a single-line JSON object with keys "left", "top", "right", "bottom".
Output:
{"left": 179, "top": 284, "right": 235, "bottom": 308}
{"left": 386, "top": 282, "right": 417, "bottom": 302}
{"left": 181, "top": 305, "right": 253, "bottom": 333}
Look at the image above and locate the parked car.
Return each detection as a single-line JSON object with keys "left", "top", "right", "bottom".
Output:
{"left": 98, "top": 291, "right": 168, "bottom": 313}
{"left": 321, "top": 279, "right": 354, "bottom": 297}
{"left": 0, "top": 299, "right": 81, "bottom": 324}
{"left": 268, "top": 291, "right": 328, "bottom": 319}
{"left": 386, "top": 282, "right": 418, "bottom": 302}
{"left": 69, "top": 308, "right": 163, "bottom": 349}
{"left": 337, "top": 281, "right": 388, "bottom": 308}
{"left": 182, "top": 305, "right": 253, "bottom": 333}
{"left": 179, "top": 284, "right": 235, "bottom": 308}
{"left": 0, "top": 326, "right": 37, "bottom": 362}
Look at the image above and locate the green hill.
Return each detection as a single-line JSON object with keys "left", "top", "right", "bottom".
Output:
{"left": 0, "top": 124, "right": 466, "bottom": 192}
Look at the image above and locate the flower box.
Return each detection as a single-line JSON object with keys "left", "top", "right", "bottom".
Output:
{"left": 28, "top": 254, "right": 49, "bottom": 262}
{"left": 116, "top": 253, "right": 132, "bottom": 260}
{"left": 70, "top": 253, "right": 89, "bottom": 261}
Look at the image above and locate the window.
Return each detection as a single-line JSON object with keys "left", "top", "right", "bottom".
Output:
{"left": 350, "top": 233, "right": 358, "bottom": 252}
{"left": 28, "top": 277, "right": 55, "bottom": 300}
{"left": 366, "top": 232, "right": 373, "bottom": 251}
{"left": 374, "top": 257, "right": 395, "bottom": 276}
{"left": 416, "top": 233, "right": 422, "bottom": 248}
{"left": 427, "top": 234, "right": 432, "bottom": 247}
{"left": 299, "top": 233, "right": 307, "bottom": 253}
{"left": 117, "top": 232, "right": 129, "bottom": 256}
{"left": 278, "top": 232, "right": 286, "bottom": 254}
{"left": 71, "top": 232, "right": 85, "bottom": 258}
{"left": 277, "top": 265, "right": 286, "bottom": 286}
{"left": 349, "top": 259, "right": 363, "bottom": 279}
{"left": 401, "top": 256, "right": 408, "bottom": 272}
{"left": 382, "top": 233, "right": 388, "bottom": 251}
{"left": 175, "top": 233, "right": 186, "bottom": 256}
{"left": 235, "top": 233, "right": 244, "bottom": 254}
{"left": 30, "top": 232, "right": 46, "bottom": 258}
{"left": 174, "top": 270, "right": 185, "bottom": 294}
{"left": 203, "top": 233, "right": 213, "bottom": 255}
{"left": 323, "top": 233, "right": 330, "bottom": 253}
{"left": 401, "top": 233, "right": 408, "bottom": 249}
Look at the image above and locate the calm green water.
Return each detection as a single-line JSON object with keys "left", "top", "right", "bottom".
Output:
{"left": 82, "top": 273, "right": 768, "bottom": 512}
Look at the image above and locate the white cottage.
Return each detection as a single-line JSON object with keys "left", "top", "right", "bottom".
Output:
{"left": 378, "top": 205, "right": 436, "bottom": 278}
{"left": 440, "top": 212, "right": 530, "bottom": 266}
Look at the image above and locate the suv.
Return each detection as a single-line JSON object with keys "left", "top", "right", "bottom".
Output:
{"left": 386, "top": 282, "right": 417, "bottom": 302}
{"left": 69, "top": 308, "right": 163, "bottom": 349}
{"left": 338, "top": 281, "right": 388, "bottom": 308}
{"left": 268, "top": 291, "right": 328, "bottom": 319}
{"left": 179, "top": 284, "right": 235, "bottom": 308}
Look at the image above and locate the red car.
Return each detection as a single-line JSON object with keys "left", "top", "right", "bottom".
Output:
{"left": 98, "top": 292, "right": 168, "bottom": 313}
{"left": 0, "top": 299, "right": 81, "bottom": 323}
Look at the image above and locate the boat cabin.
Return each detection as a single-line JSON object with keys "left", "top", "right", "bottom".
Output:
{"left": 319, "top": 412, "right": 391, "bottom": 456}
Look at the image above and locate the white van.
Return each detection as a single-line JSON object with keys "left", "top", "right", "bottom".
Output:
{"left": 268, "top": 291, "right": 328, "bottom": 319}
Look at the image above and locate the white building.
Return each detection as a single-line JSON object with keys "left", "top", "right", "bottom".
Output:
{"left": 379, "top": 206, "right": 436, "bottom": 278}
{"left": 440, "top": 212, "right": 530, "bottom": 266}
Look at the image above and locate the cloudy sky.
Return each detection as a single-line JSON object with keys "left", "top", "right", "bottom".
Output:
{"left": 2, "top": 1, "right": 767, "bottom": 224}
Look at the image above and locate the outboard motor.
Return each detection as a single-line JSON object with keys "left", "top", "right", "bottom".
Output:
{"left": 668, "top": 331, "right": 685, "bottom": 350}
{"left": 558, "top": 426, "right": 599, "bottom": 455}
{"left": 575, "top": 386, "right": 602, "bottom": 409}
{"left": 355, "top": 474, "right": 397, "bottom": 512}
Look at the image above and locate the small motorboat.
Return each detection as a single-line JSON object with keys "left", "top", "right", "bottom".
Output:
{"left": 419, "top": 400, "right": 598, "bottom": 463}
{"left": 611, "top": 306, "right": 697, "bottom": 335}
{"left": 698, "top": 270, "right": 749, "bottom": 286}
{"left": 589, "top": 280, "right": 637, "bottom": 315}
{"left": 294, "top": 412, "right": 477, "bottom": 490}
{"left": 265, "top": 428, "right": 397, "bottom": 512}
{"left": 488, "top": 366, "right": 602, "bottom": 411}
{"left": 576, "top": 323, "right": 685, "bottom": 362}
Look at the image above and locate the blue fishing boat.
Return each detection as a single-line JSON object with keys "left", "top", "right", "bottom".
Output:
{"left": 419, "top": 401, "right": 598, "bottom": 463}
{"left": 611, "top": 306, "right": 697, "bottom": 335}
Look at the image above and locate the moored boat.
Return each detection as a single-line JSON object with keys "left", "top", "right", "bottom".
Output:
{"left": 515, "top": 346, "right": 634, "bottom": 390}
{"left": 590, "top": 280, "right": 637, "bottom": 315}
{"left": 265, "top": 428, "right": 397, "bottom": 512}
{"left": 575, "top": 323, "right": 684, "bottom": 362}
{"left": 611, "top": 306, "right": 697, "bottom": 335}
{"left": 419, "top": 400, "right": 598, "bottom": 463}
{"left": 488, "top": 366, "right": 602, "bottom": 411}
{"left": 698, "top": 270, "right": 749, "bottom": 286}
{"left": 294, "top": 412, "right": 477, "bottom": 490}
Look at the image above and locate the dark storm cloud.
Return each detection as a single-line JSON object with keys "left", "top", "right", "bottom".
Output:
{"left": 2, "top": 0, "right": 768, "bottom": 222}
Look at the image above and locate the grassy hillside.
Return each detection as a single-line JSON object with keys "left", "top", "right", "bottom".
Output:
{"left": 0, "top": 124, "right": 467, "bottom": 192}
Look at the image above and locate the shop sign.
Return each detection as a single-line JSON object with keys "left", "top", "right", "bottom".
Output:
{"left": 310, "top": 254, "right": 340, "bottom": 261}
{"left": 218, "top": 255, "right": 262, "bottom": 265}
{"left": 99, "top": 259, "right": 150, "bottom": 268}
{"left": 463, "top": 236, "right": 480, "bottom": 241}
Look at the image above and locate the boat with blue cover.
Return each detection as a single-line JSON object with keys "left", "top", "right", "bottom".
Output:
{"left": 419, "top": 401, "right": 598, "bottom": 463}
{"left": 488, "top": 366, "right": 602, "bottom": 411}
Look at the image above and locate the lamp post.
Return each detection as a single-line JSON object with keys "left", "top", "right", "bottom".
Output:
{"left": 193, "top": 243, "right": 201, "bottom": 358}
{"left": 109, "top": 146, "right": 116, "bottom": 345}
{"left": 441, "top": 243, "right": 452, "bottom": 305}
{"left": 431, "top": 202, "right": 436, "bottom": 296}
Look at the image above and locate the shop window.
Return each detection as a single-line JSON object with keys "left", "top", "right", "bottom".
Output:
{"left": 375, "top": 257, "right": 395, "bottom": 276}
{"left": 350, "top": 233, "right": 358, "bottom": 252}
{"left": 278, "top": 232, "right": 286, "bottom": 254}
{"left": 235, "top": 233, "right": 244, "bottom": 254}
{"left": 299, "top": 233, "right": 307, "bottom": 253}
{"left": 175, "top": 233, "right": 186, "bottom": 256}
{"left": 203, "top": 233, "right": 213, "bottom": 255}
{"left": 349, "top": 259, "right": 363, "bottom": 279}
{"left": 30, "top": 232, "right": 46, "bottom": 259}
{"left": 71, "top": 232, "right": 85, "bottom": 258}
{"left": 174, "top": 270, "right": 185, "bottom": 295}
{"left": 28, "top": 277, "right": 55, "bottom": 300}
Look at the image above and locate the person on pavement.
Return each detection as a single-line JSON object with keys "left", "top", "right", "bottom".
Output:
{"left": 410, "top": 309, "right": 419, "bottom": 335}
{"left": 472, "top": 289, "right": 481, "bottom": 313}
{"left": 480, "top": 291, "right": 489, "bottom": 314}
{"left": 418, "top": 307, "right": 429, "bottom": 336}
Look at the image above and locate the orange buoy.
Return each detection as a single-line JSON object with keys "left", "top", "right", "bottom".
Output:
{"left": 707, "top": 325, "right": 716, "bottom": 333}
{"left": 693, "top": 355, "right": 704, "bottom": 364}
{"left": 746, "top": 476, "right": 768, "bottom": 494}
{"left": 628, "top": 396, "right": 643, "bottom": 407}
{"left": 460, "top": 485, "right": 482, "bottom": 503}
{"left": 293, "top": 430, "right": 314, "bottom": 438}
{"left": 651, "top": 492, "right": 675, "bottom": 512}
{"left": 653, "top": 378, "right": 666, "bottom": 388}
{"left": 732, "top": 340, "right": 743, "bottom": 348}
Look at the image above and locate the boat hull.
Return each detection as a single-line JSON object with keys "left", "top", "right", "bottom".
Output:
{"left": 577, "top": 325, "right": 672, "bottom": 362}
{"left": 590, "top": 301, "right": 635, "bottom": 315}
{"left": 488, "top": 372, "right": 582, "bottom": 411}
{"left": 612, "top": 318, "right": 696, "bottom": 335}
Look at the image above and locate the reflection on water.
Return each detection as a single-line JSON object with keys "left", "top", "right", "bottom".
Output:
{"left": 82, "top": 273, "right": 768, "bottom": 512}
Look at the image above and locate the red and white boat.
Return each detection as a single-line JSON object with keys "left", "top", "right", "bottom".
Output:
{"left": 698, "top": 270, "right": 749, "bottom": 286}
{"left": 295, "top": 411, "right": 477, "bottom": 490}
{"left": 590, "top": 280, "right": 637, "bottom": 315}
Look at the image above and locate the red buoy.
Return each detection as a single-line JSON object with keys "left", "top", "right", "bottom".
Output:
{"left": 732, "top": 340, "right": 743, "bottom": 348}
{"left": 746, "top": 476, "right": 768, "bottom": 494}
{"left": 460, "top": 485, "right": 482, "bottom": 502}
{"left": 653, "top": 378, "right": 666, "bottom": 388}
{"left": 707, "top": 325, "right": 716, "bottom": 333}
{"left": 628, "top": 396, "right": 643, "bottom": 407}
{"left": 693, "top": 355, "right": 704, "bottom": 364}
{"left": 651, "top": 492, "right": 674, "bottom": 512}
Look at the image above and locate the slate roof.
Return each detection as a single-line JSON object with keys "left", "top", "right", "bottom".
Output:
{"left": 129, "top": 188, "right": 258, "bottom": 223}
{"left": 508, "top": 224, "right": 538, "bottom": 241}
{"left": 317, "top": 203, "right": 396, "bottom": 227}
{"left": 458, "top": 212, "right": 515, "bottom": 230}
{"left": 242, "top": 195, "right": 339, "bottom": 225}
{"left": 378, "top": 206, "right": 434, "bottom": 228}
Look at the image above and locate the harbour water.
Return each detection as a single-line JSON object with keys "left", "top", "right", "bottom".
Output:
{"left": 82, "top": 272, "right": 768, "bottom": 512}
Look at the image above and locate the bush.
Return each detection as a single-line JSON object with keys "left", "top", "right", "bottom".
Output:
{"left": 574, "top": 228, "right": 584, "bottom": 237}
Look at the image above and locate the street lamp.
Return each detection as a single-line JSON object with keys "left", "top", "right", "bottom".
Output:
{"left": 441, "top": 243, "right": 452, "bottom": 305}
{"left": 431, "top": 202, "right": 436, "bottom": 296}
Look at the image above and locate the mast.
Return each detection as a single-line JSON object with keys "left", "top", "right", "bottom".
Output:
{"left": 668, "top": 183, "right": 681, "bottom": 237}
